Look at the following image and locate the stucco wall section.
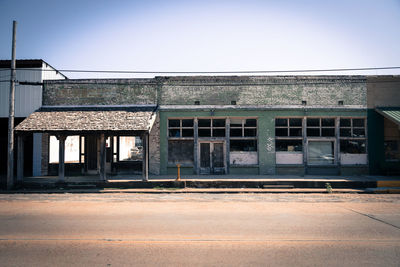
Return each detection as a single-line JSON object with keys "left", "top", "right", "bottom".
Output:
{"left": 43, "top": 79, "right": 158, "bottom": 106}
{"left": 149, "top": 115, "right": 160, "bottom": 174}
{"left": 367, "top": 76, "right": 400, "bottom": 108}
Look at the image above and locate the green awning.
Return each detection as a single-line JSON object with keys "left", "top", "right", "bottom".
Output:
{"left": 376, "top": 108, "right": 400, "bottom": 126}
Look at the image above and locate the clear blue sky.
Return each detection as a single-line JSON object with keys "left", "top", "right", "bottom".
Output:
{"left": 1, "top": 0, "right": 400, "bottom": 78}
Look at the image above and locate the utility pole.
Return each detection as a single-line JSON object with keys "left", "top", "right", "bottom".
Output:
{"left": 7, "top": 21, "right": 17, "bottom": 190}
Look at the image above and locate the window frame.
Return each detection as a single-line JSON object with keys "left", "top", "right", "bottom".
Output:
{"left": 306, "top": 117, "right": 336, "bottom": 137}
{"left": 230, "top": 118, "right": 258, "bottom": 139}
{"left": 168, "top": 118, "right": 194, "bottom": 140}
{"left": 275, "top": 117, "right": 304, "bottom": 154}
{"left": 197, "top": 118, "right": 226, "bottom": 138}
{"left": 339, "top": 117, "right": 367, "bottom": 155}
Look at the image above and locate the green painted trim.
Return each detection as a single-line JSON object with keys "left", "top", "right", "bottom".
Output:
{"left": 160, "top": 109, "right": 368, "bottom": 175}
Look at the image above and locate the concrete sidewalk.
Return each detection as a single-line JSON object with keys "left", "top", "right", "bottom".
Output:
{"left": 3, "top": 174, "right": 398, "bottom": 193}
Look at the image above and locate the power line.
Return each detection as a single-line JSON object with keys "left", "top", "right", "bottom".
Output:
{"left": 1, "top": 79, "right": 399, "bottom": 86}
{"left": 8, "top": 66, "right": 400, "bottom": 74}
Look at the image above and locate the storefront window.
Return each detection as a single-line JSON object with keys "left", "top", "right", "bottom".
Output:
{"left": 230, "top": 118, "right": 258, "bottom": 165}
{"left": 384, "top": 118, "right": 400, "bottom": 161}
{"left": 119, "top": 136, "right": 143, "bottom": 161}
{"left": 49, "top": 135, "right": 80, "bottom": 164}
{"left": 168, "top": 140, "right": 194, "bottom": 164}
{"left": 275, "top": 118, "right": 303, "bottom": 164}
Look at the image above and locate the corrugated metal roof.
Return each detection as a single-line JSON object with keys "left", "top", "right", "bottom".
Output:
{"left": 376, "top": 108, "right": 400, "bottom": 126}
{"left": 15, "top": 106, "right": 157, "bottom": 133}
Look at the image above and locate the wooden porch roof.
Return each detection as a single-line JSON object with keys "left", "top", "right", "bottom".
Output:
{"left": 15, "top": 106, "right": 157, "bottom": 133}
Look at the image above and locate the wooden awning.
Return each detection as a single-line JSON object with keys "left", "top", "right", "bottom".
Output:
{"left": 15, "top": 105, "right": 157, "bottom": 134}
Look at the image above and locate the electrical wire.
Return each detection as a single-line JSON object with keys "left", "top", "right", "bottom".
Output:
{"left": 8, "top": 66, "right": 400, "bottom": 74}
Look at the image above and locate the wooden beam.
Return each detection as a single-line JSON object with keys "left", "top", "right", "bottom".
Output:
{"left": 142, "top": 133, "right": 149, "bottom": 181}
{"left": 57, "top": 135, "right": 67, "bottom": 182}
{"left": 99, "top": 133, "right": 106, "bottom": 181}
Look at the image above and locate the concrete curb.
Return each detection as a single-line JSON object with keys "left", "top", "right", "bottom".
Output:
{"left": 0, "top": 188, "right": 379, "bottom": 194}
{"left": 17, "top": 180, "right": 380, "bottom": 190}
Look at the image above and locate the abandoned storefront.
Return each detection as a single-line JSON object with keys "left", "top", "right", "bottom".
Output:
{"left": 14, "top": 75, "right": 397, "bottom": 179}
{"left": 161, "top": 108, "right": 368, "bottom": 176}
{"left": 15, "top": 106, "right": 157, "bottom": 180}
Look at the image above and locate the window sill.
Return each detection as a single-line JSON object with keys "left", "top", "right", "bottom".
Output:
{"left": 276, "top": 164, "right": 304, "bottom": 167}
{"left": 167, "top": 164, "right": 194, "bottom": 168}
{"left": 230, "top": 164, "right": 259, "bottom": 168}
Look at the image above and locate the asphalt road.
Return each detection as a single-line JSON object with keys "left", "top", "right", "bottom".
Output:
{"left": 0, "top": 193, "right": 399, "bottom": 266}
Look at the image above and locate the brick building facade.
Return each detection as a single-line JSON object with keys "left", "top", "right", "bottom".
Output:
{"left": 14, "top": 75, "right": 400, "bottom": 180}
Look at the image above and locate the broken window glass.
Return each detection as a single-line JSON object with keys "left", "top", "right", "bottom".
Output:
{"left": 340, "top": 140, "right": 366, "bottom": 154}
{"left": 275, "top": 140, "right": 303, "bottom": 152}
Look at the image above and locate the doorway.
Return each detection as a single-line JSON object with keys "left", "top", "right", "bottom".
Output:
{"left": 86, "top": 135, "right": 98, "bottom": 174}
{"left": 199, "top": 142, "right": 225, "bottom": 174}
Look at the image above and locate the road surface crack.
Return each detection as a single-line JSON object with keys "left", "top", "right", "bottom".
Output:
{"left": 345, "top": 208, "right": 400, "bottom": 230}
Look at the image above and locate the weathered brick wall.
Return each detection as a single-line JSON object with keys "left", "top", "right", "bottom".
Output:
{"left": 43, "top": 79, "right": 158, "bottom": 106}
{"left": 159, "top": 76, "right": 366, "bottom": 106}
{"left": 149, "top": 115, "right": 160, "bottom": 175}
{"left": 43, "top": 76, "right": 366, "bottom": 107}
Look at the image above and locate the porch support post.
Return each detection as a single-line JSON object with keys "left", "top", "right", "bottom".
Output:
{"left": 194, "top": 118, "right": 199, "bottom": 175}
{"left": 99, "top": 133, "right": 106, "bottom": 181}
{"left": 142, "top": 132, "right": 149, "bottom": 181}
{"left": 57, "top": 135, "right": 67, "bottom": 182}
{"left": 225, "top": 118, "right": 230, "bottom": 174}
{"left": 16, "top": 135, "right": 24, "bottom": 182}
